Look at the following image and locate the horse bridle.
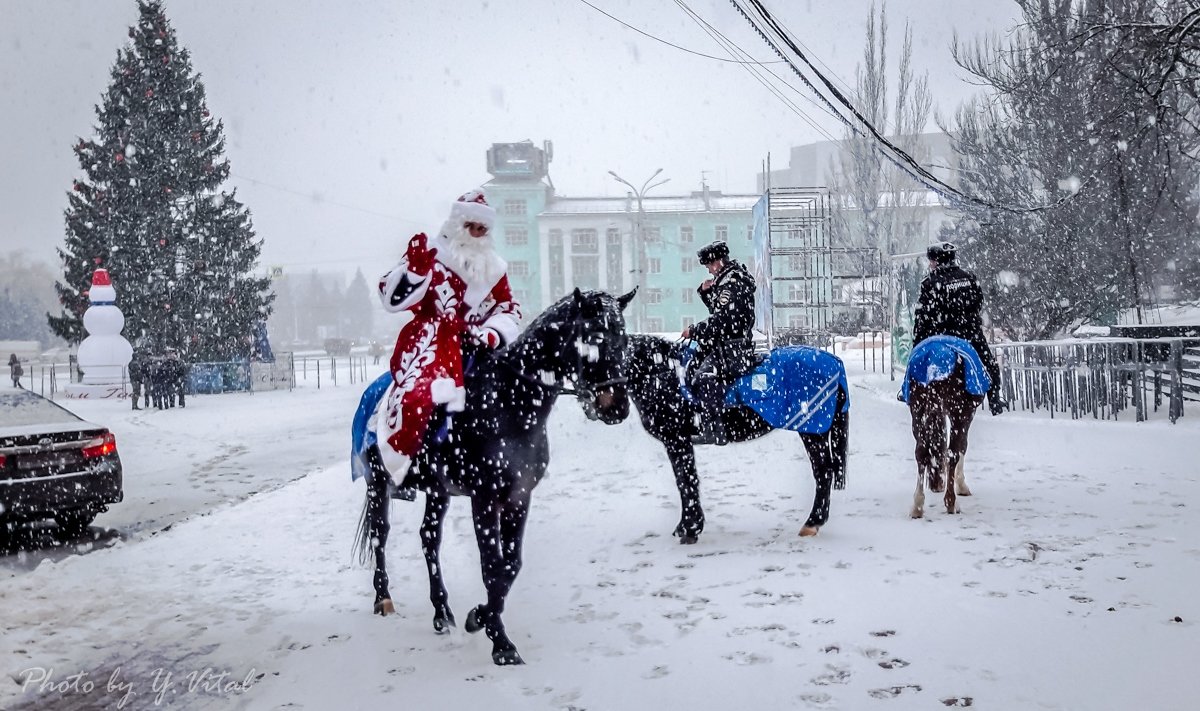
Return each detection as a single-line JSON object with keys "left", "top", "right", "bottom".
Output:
{"left": 496, "top": 308, "right": 628, "bottom": 402}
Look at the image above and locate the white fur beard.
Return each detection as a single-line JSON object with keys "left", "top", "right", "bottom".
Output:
{"left": 441, "top": 223, "right": 498, "bottom": 283}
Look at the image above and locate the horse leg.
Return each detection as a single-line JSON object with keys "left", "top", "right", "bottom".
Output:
{"left": 465, "top": 496, "right": 529, "bottom": 665}
{"left": 945, "top": 396, "right": 982, "bottom": 514}
{"left": 664, "top": 438, "right": 704, "bottom": 544}
{"left": 799, "top": 432, "right": 834, "bottom": 536}
{"left": 420, "top": 487, "right": 455, "bottom": 633}
{"left": 361, "top": 445, "right": 395, "bottom": 615}
{"left": 909, "top": 385, "right": 942, "bottom": 518}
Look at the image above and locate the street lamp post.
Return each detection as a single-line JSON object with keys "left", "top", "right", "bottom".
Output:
{"left": 608, "top": 169, "right": 670, "bottom": 332}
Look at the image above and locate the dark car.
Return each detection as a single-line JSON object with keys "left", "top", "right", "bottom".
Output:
{"left": 0, "top": 390, "right": 123, "bottom": 535}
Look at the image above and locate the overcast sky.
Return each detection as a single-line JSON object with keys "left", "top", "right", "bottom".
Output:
{"left": 1, "top": 0, "right": 1021, "bottom": 282}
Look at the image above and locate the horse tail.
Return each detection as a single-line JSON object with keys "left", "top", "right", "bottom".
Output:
{"left": 354, "top": 484, "right": 374, "bottom": 567}
{"left": 831, "top": 384, "right": 850, "bottom": 490}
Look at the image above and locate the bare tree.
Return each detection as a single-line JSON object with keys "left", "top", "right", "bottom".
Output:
{"left": 828, "top": 2, "right": 933, "bottom": 259}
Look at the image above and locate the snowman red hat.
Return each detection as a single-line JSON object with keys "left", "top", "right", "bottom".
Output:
{"left": 447, "top": 189, "right": 496, "bottom": 231}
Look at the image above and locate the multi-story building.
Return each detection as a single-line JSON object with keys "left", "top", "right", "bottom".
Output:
{"left": 483, "top": 141, "right": 758, "bottom": 333}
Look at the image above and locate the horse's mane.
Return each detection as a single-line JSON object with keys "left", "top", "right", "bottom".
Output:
{"left": 509, "top": 290, "right": 618, "bottom": 350}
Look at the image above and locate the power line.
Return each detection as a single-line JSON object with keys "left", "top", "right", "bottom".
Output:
{"left": 229, "top": 172, "right": 427, "bottom": 227}
{"left": 672, "top": 0, "right": 840, "bottom": 143}
{"left": 731, "top": 0, "right": 1083, "bottom": 213}
{"left": 574, "top": 0, "right": 784, "bottom": 65}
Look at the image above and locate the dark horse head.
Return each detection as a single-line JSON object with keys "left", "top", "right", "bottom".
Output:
{"left": 501, "top": 287, "right": 635, "bottom": 425}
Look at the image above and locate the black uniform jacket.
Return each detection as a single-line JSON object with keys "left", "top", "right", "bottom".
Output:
{"left": 692, "top": 260, "right": 756, "bottom": 371}
{"left": 912, "top": 264, "right": 986, "bottom": 345}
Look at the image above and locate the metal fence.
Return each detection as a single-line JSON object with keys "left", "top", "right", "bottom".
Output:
{"left": 993, "top": 337, "right": 1200, "bottom": 423}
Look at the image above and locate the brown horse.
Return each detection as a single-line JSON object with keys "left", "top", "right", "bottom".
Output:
{"left": 906, "top": 345, "right": 986, "bottom": 518}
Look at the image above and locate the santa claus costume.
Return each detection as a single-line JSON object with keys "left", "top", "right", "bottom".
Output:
{"left": 374, "top": 190, "right": 522, "bottom": 479}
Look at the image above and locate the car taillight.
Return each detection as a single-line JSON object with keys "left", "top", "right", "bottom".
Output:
{"left": 81, "top": 432, "right": 117, "bottom": 458}
{"left": 0, "top": 453, "right": 6, "bottom": 467}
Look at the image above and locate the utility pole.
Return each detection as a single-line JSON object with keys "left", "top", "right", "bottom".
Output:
{"left": 608, "top": 169, "right": 670, "bottom": 332}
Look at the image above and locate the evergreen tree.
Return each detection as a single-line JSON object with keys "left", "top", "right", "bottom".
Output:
{"left": 342, "top": 268, "right": 374, "bottom": 341}
{"left": 50, "top": 0, "right": 272, "bottom": 360}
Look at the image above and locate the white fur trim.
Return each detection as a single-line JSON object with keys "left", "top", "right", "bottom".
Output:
{"left": 378, "top": 264, "right": 431, "bottom": 313}
{"left": 431, "top": 377, "right": 466, "bottom": 413}
{"left": 483, "top": 313, "right": 520, "bottom": 345}
{"left": 449, "top": 199, "right": 496, "bottom": 230}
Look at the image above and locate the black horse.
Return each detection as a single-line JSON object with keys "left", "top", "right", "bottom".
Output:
{"left": 354, "top": 288, "right": 634, "bottom": 666}
{"left": 617, "top": 335, "right": 849, "bottom": 543}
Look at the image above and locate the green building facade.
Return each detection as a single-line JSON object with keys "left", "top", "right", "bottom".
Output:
{"left": 482, "top": 141, "right": 758, "bottom": 334}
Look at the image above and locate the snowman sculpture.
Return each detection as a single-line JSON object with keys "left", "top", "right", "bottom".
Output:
{"left": 68, "top": 268, "right": 134, "bottom": 397}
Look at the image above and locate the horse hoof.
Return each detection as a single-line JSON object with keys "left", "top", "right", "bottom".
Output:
{"left": 910, "top": 510, "right": 924, "bottom": 519}
{"left": 799, "top": 526, "right": 820, "bottom": 537}
{"left": 374, "top": 599, "right": 396, "bottom": 616}
{"left": 493, "top": 648, "right": 525, "bottom": 666}
{"left": 464, "top": 606, "right": 485, "bottom": 634}
{"left": 678, "top": 534, "right": 698, "bottom": 545}
{"left": 433, "top": 616, "right": 456, "bottom": 635}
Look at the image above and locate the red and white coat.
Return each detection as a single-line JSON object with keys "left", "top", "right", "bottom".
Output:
{"left": 374, "top": 231, "right": 521, "bottom": 474}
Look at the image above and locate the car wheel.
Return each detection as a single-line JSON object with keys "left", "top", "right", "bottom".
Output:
{"left": 54, "top": 509, "right": 97, "bottom": 538}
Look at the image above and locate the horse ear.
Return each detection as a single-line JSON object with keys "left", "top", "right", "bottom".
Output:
{"left": 573, "top": 287, "right": 584, "bottom": 306}
{"left": 617, "top": 286, "right": 638, "bottom": 312}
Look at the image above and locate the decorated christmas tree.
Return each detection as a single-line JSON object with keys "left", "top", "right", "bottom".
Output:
{"left": 50, "top": 0, "right": 272, "bottom": 361}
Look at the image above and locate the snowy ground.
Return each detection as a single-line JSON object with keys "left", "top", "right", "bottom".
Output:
{"left": 2, "top": 361, "right": 1199, "bottom": 710}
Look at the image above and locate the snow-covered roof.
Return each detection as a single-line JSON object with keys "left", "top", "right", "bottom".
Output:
{"left": 541, "top": 193, "right": 761, "bottom": 217}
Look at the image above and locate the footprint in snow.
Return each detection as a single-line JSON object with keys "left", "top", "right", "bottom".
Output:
{"left": 811, "top": 666, "right": 851, "bottom": 685}
{"left": 941, "top": 697, "right": 974, "bottom": 707}
{"left": 641, "top": 665, "right": 670, "bottom": 679}
{"left": 868, "top": 684, "right": 922, "bottom": 699}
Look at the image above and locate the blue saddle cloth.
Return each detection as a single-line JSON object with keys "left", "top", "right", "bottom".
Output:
{"left": 351, "top": 371, "right": 393, "bottom": 482}
{"left": 899, "top": 335, "right": 991, "bottom": 403}
{"left": 723, "top": 345, "right": 850, "bottom": 434}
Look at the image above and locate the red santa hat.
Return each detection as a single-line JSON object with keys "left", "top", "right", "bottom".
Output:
{"left": 448, "top": 189, "right": 496, "bottom": 231}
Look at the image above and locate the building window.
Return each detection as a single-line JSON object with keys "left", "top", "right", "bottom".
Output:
{"left": 505, "top": 227, "right": 528, "bottom": 246}
{"left": 682, "top": 289, "right": 694, "bottom": 304}
{"left": 549, "top": 230, "right": 564, "bottom": 297}
{"left": 572, "top": 255, "right": 599, "bottom": 290}
{"left": 715, "top": 225, "right": 728, "bottom": 241}
{"left": 571, "top": 229, "right": 598, "bottom": 253}
{"left": 680, "top": 226, "right": 694, "bottom": 244}
{"left": 787, "top": 254, "right": 806, "bottom": 271}
{"left": 510, "top": 261, "right": 530, "bottom": 278}
{"left": 503, "top": 199, "right": 527, "bottom": 216}
{"left": 513, "top": 289, "right": 530, "bottom": 303}
{"left": 645, "top": 317, "right": 664, "bottom": 332}
{"left": 681, "top": 316, "right": 696, "bottom": 329}
{"left": 787, "top": 314, "right": 808, "bottom": 329}
{"left": 644, "top": 226, "right": 661, "bottom": 243}
{"left": 681, "top": 258, "right": 694, "bottom": 273}
{"left": 788, "top": 284, "right": 807, "bottom": 302}
{"left": 646, "top": 288, "right": 663, "bottom": 305}
{"left": 606, "top": 228, "right": 623, "bottom": 290}
{"left": 746, "top": 224, "right": 755, "bottom": 241}
{"left": 648, "top": 257, "right": 662, "bottom": 274}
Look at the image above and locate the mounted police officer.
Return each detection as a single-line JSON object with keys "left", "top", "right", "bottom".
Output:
{"left": 682, "top": 240, "right": 756, "bottom": 444}
{"left": 913, "top": 241, "right": 1008, "bottom": 415}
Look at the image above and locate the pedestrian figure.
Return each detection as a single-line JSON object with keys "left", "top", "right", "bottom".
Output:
{"left": 128, "top": 349, "right": 146, "bottom": 409}
{"left": 8, "top": 353, "right": 23, "bottom": 389}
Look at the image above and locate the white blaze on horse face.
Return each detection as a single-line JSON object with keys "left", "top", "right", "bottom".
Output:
{"left": 574, "top": 339, "right": 600, "bottom": 363}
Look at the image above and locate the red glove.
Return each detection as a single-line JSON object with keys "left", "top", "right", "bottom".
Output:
{"left": 468, "top": 325, "right": 502, "bottom": 349}
{"left": 405, "top": 233, "right": 437, "bottom": 276}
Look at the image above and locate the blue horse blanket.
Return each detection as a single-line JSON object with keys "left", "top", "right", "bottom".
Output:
{"left": 712, "top": 345, "right": 850, "bottom": 434}
{"left": 351, "top": 371, "right": 392, "bottom": 482}
{"left": 900, "top": 335, "right": 991, "bottom": 403}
